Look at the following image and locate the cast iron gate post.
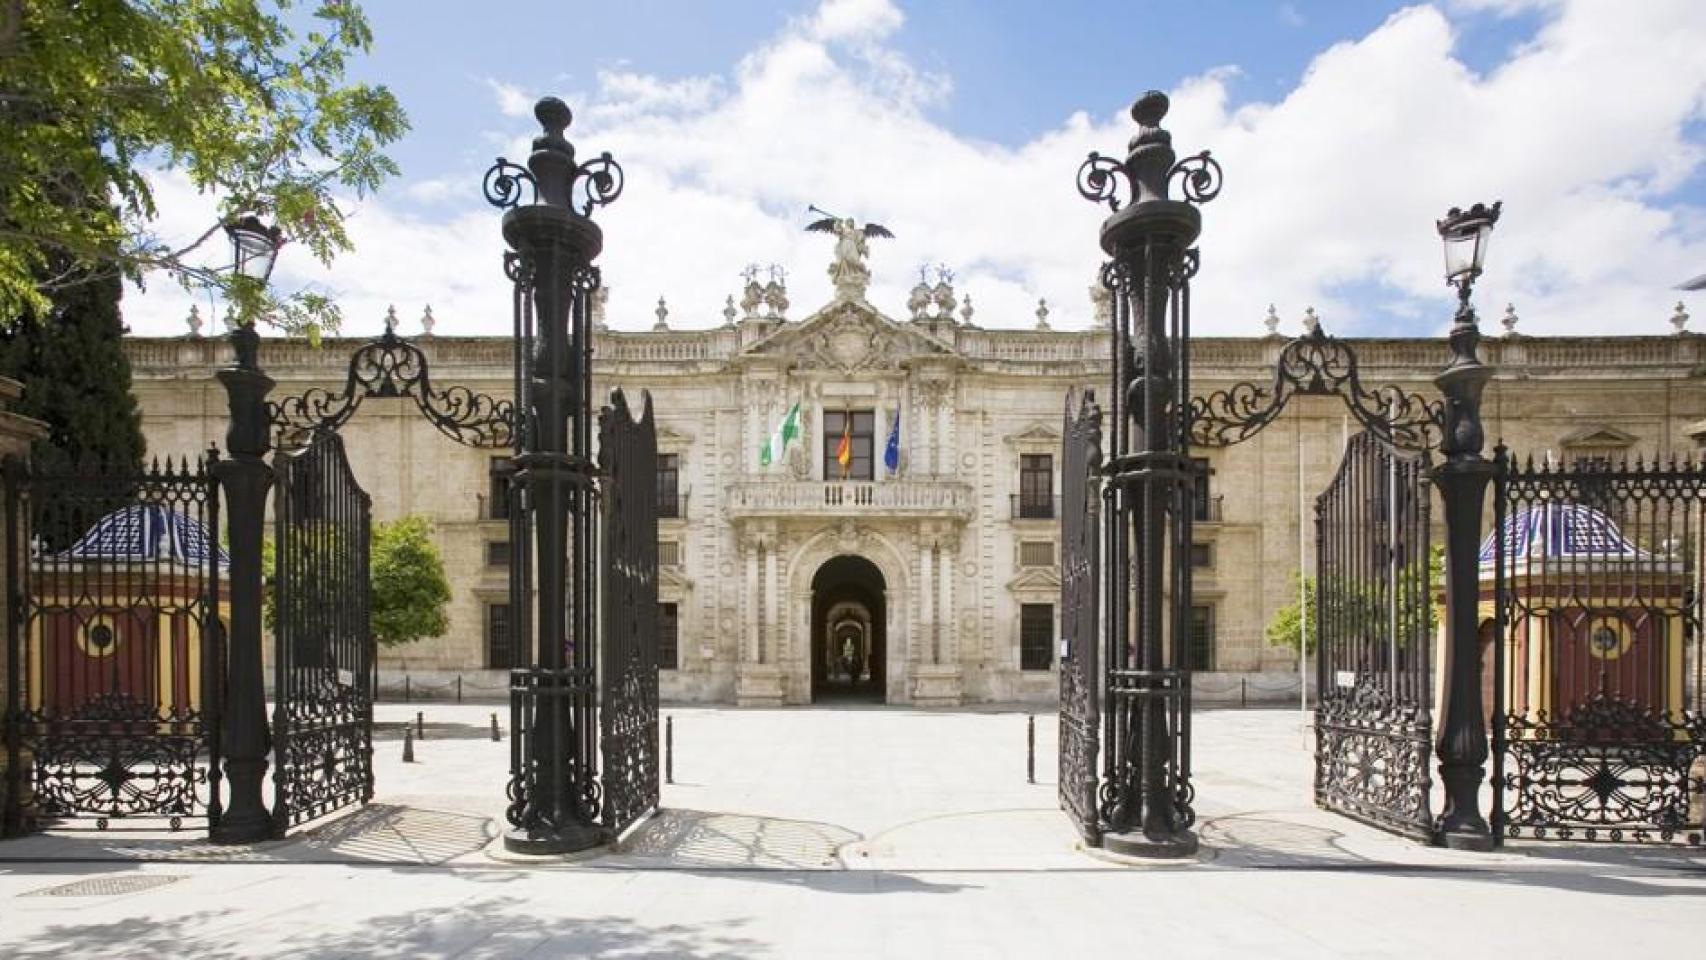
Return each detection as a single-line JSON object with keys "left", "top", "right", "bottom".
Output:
{"left": 487, "top": 98, "right": 624, "bottom": 854}
{"left": 1431, "top": 268, "right": 1497, "bottom": 851}
{"left": 211, "top": 324, "right": 275, "bottom": 843}
{"left": 1076, "top": 91, "right": 1222, "bottom": 857}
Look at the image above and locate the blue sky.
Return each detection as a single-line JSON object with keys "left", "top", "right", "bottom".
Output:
{"left": 130, "top": 0, "right": 1706, "bottom": 339}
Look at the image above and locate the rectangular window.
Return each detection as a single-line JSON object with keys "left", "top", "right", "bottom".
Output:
{"left": 1188, "top": 605, "right": 1215, "bottom": 671}
{"left": 658, "top": 602, "right": 679, "bottom": 670}
{"left": 658, "top": 540, "right": 680, "bottom": 566}
{"left": 1021, "top": 603, "right": 1054, "bottom": 671}
{"left": 486, "top": 541, "right": 510, "bottom": 567}
{"left": 486, "top": 603, "right": 512, "bottom": 670}
{"left": 657, "top": 453, "right": 680, "bottom": 518}
{"left": 1019, "top": 454, "right": 1054, "bottom": 518}
{"left": 1189, "top": 543, "right": 1212, "bottom": 568}
{"left": 822, "top": 409, "right": 876, "bottom": 481}
{"left": 1019, "top": 540, "right": 1055, "bottom": 567}
{"left": 1191, "top": 457, "right": 1215, "bottom": 522}
{"left": 488, "top": 456, "right": 513, "bottom": 520}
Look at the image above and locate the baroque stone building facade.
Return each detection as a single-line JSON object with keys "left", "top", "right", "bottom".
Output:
{"left": 123, "top": 276, "right": 1706, "bottom": 706}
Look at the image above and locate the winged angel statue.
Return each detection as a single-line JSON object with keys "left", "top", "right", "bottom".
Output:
{"left": 806, "top": 205, "right": 893, "bottom": 299}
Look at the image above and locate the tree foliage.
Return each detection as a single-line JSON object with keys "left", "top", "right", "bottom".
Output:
{"left": 263, "top": 515, "right": 450, "bottom": 651}
{"left": 0, "top": 259, "right": 145, "bottom": 473}
{"left": 0, "top": 0, "right": 409, "bottom": 333}
{"left": 370, "top": 515, "right": 450, "bottom": 649}
{"left": 1264, "top": 545, "right": 1445, "bottom": 655}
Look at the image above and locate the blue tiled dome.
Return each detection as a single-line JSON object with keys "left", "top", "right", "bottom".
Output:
{"left": 1478, "top": 502, "right": 1646, "bottom": 567}
{"left": 57, "top": 504, "right": 228, "bottom": 568}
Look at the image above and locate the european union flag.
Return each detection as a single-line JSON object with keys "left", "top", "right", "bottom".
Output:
{"left": 883, "top": 409, "right": 900, "bottom": 474}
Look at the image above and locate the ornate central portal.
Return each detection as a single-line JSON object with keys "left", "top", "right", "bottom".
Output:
{"left": 810, "top": 555, "right": 887, "bottom": 702}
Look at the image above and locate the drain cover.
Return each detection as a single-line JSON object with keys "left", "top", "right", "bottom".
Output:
{"left": 23, "top": 874, "right": 186, "bottom": 897}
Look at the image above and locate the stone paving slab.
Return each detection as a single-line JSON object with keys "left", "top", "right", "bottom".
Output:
{"left": 3, "top": 704, "right": 1706, "bottom": 957}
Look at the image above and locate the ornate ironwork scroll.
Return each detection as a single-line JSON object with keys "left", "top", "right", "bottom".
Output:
{"left": 1058, "top": 389, "right": 1103, "bottom": 842}
{"left": 599, "top": 388, "right": 660, "bottom": 836}
{"left": 268, "top": 328, "right": 516, "bottom": 449}
{"left": 2, "top": 455, "right": 223, "bottom": 836}
{"left": 271, "top": 431, "right": 373, "bottom": 833}
{"left": 1189, "top": 327, "right": 1443, "bottom": 453}
{"left": 1491, "top": 453, "right": 1706, "bottom": 845}
{"left": 1313, "top": 431, "right": 1435, "bottom": 841}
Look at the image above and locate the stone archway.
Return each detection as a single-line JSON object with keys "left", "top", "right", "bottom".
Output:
{"left": 783, "top": 527, "right": 910, "bottom": 704}
{"left": 811, "top": 556, "right": 886, "bottom": 702}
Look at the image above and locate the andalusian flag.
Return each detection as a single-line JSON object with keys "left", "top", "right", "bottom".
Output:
{"left": 760, "top": 402, "right": 801, "bottom": 467}
{"left": 836, "top": 416, "right": 853, "bottom": 478}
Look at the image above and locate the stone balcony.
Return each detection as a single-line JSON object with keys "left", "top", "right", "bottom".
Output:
{"left": 724, "top": 479, "right": 975, "bottom": 521}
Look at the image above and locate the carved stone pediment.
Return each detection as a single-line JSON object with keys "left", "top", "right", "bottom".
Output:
{"left": 659, "top": 565, "right": 695, "bottom": 594}
{"left": 738, "top": 300, "right": 958, "bottom": 373}
{"left": 656, "top": 424, "right": 696, "bottom": 447}
{"left": 1558, "top": 425, "right": 1637, "bottom": 449}
{"left": 1006, "top": 566, "right": 1061, "bottom": 594}
{"left": 1004, "top": 422, "right": 1062, "bottom": 449}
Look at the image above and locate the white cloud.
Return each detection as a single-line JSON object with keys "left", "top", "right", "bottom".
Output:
{"left": 485, "top": 78, "right": 536, "bottom": 119}
{"left": 124, "top": 0, "right": 1706, "bottom": 341}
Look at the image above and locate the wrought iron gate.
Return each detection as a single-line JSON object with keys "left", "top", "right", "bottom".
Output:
{"left": 599, "top": 389, "right": 659, "bottom": 836}
{"left": 2, "top": 455, "right": 224, "bottom": 835}
{"left": 270, "top": 431, "right": 373, "bottom": 834}
{"left": 1058, "top": 390, "right": 1102, "bottom": 841}
{"left": 1313, "top": 430, "right": 1436, "bottom": 841}
{"left": 1491, "top": 453, "right": 1706, "bottom": 844}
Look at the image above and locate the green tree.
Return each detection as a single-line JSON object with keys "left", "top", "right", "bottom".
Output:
{"left": 262, "top": 515, "right": 449, "bottom": 651}
{"left": 0, "top": 0, "right": 409, "bottom": 334}
{"left": 1265, "top": 545, "right": 1445, "bottom": 655}
{"left": 0, "top": 258, "right": 144, "bottom": 472}
{"left": 370, "top": 515, "right": 450, "bottom": 649}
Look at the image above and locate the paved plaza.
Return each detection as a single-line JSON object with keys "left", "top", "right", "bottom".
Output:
{"left": 1, "top": 703, "right": 1703, "bottom": 957}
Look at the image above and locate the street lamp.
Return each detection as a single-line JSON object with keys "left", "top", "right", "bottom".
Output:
{"left": 223, "top": 214, "right": 283, "bottom": 283}
{"left": 1436, "top": 201, "right": 1500, "bottom": 311}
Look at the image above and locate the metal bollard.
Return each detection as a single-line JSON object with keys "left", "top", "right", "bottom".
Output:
{"left": 1241, "top": 677, "right": 1247, "bottom": 709}
{"left": 665, "top": 715, "right": 674, "bottom": 785}
{"left": 490, "top": 712, "right": 501, "bottom": 742}
{"left": 457, "top": 676, "right": 463, "bottom": 704}
{"left": 1027, "top": 713, "right": 1036, "bottom": 784}
{"left": 416, "top": 711, "right": 424, "bottom": 739}
{"left": 403, "top": 727, "right": 416, "bottom": 763}
{"left": 404, "top": 675, "right": 411, "bottom": 703}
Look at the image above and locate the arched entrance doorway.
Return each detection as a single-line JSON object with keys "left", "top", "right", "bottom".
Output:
{"left": 811, "top": 555, "right": 886, "bottom": 703}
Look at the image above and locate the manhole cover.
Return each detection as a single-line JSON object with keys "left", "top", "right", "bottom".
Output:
{"left": 23, "top": 874, "right": 187, "bottom": 897}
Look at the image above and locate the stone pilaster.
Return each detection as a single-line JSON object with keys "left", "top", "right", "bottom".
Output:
{"left": 0, "top": 378, "right": 45, "bottom": 837}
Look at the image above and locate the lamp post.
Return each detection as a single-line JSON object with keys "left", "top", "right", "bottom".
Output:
{"left": 1431, "top": 199, "right": 1500, "bottom": 851}
{"left": 211, "top": 214, "right": 283, "bottom": 843}
{"left": 485, "top": 99, "right": 624, "bottom": 854}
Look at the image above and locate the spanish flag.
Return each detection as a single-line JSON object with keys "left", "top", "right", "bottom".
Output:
{"left": 836, "top": 416, "right": 852, "bottom": 478}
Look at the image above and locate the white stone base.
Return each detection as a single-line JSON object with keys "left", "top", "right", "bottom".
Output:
{"left": 910, "top": 663, "right": 963, "bottom": 707}
{"left": 735, "top": 663, "right": 786, "bottom": 707}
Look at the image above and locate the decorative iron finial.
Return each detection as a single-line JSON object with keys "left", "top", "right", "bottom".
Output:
{"left": 1036, "top": 298, "right": 1052, "bottom": 330}
{"left": 1263, "top": 303, "right": 1280, "bottom": 336}
{"left": 1501, "top": 303, "right": 1518, "bottom": 337}
{"left": 1078, "top": 89, "right": 1222, "bottom": 213}
{"left": 421, "top": 304, "right": 436, "bottom": 336}
{"left": 186, "top": 304, "right": 204, "bottom": 338}
{"left": 384, "top": 304, "right": 399, "bottom": 335}
{"left": 1672, "top": 301, "right": 1690, "bottom": 335}
{"left": 1301, "top": 306, "right": 1320, "bottom": 336}
{"left": 723, "top": 295, "right": 737, "bottom": 327}
{"left": 654, "top": 296, "right": 670, "bottom": 331}
{"left": 482, "top": 96, "right": 622, "bottom": 216}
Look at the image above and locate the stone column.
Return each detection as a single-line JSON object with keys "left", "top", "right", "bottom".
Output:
{"left": 0, "top": 378, "right": 45, "bottom": 838}
{"left": 744, "top": 536, "right": 761, "bottom": 662}
{"left": 917, "top": 533, "right": 934, "bottom": 663}
{"left": 736, "top": 527, "right": 784, "bottom": 706}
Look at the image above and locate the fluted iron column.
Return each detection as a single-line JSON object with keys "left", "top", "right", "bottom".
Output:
{"left": 487, "top": 98, "right": 624, "bottom": 855}
{"left": 211, "top": 324, "right": 274, "bottom": 842}
{"left": 1076, "top": 91, "right": 1223, "bottom": 858}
